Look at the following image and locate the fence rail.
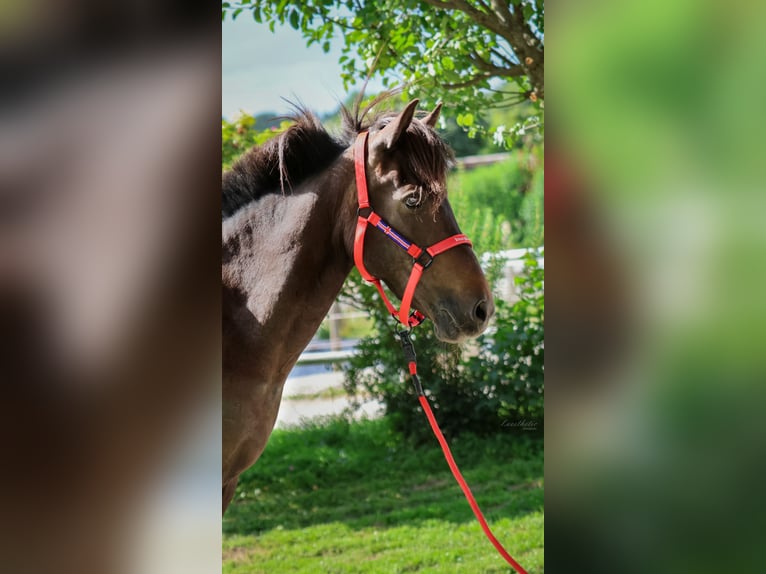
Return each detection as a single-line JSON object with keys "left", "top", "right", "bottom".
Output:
{"left": 455, "top": 152, "right": 511, "bottom": 170}
{"left": 295, "top": 349, "right": 356, "bottom": 366}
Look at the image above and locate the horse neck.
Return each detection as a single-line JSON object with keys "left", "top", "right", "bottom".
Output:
{"left": 222, "top": 150, "right": 357, "bottom": 376}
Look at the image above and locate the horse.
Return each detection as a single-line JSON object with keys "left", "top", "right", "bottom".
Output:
{"left": 221, "top": 96, "right": 494, "bottom": 513}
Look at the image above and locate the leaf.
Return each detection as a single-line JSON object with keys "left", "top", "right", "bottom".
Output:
{"left": 524, "top": 5, "right": 534, "bottom": 21}
{"left": 289, "top": 10, "right": 300, "bottom": 29}
{"left": 322, "top": 41, "right": 331, "bottom": 53}
{"left": 441, "top": 56, "right": 455, "bottom": 71}
{"left": 457, "top": 113, "right": 475, "bottom": 127}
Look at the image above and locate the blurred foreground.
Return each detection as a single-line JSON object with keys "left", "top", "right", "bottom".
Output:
{"left": 547, "top": 1, "right": 766, "bottom": 572}
{"left": 0, "top": 2, "right": 221, "bottom": 573}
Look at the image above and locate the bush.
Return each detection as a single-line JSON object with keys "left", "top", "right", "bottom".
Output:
{"left": 342, "top": 251, "right": 543, "bottom": 442}
{"left": 465, "top": 251, "right": 544, "bottom": 423}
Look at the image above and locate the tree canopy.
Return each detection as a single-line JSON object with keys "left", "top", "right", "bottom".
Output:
{"left": 222, "top": 0, "right": 544, "bottom": 141}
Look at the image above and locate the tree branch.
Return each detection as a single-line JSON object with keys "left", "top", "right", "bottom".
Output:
{"left": 386, "top": 46, "right": 419, "bottom": 78}
{"left": 490, "top": 47, "right": 515, "bottom": 67}
{"left": 510, "top": 3, "right": 543, "bottom": 51}
{"left": 493, "top": 41, "right": 519, "bottom": 66}
{"left": 420, "top": 0, "right": 511, "bottom": 42}
{"left": 469, "top": 51, "right": 524, "bottom": 77}
{"left": 420, "top": 0, "right": 544, "bottom": 99}
{"left": 490, "top": 0, "right": 513, "bottom": 26}
{"left": 485, "top": 86, "right": 526, "bottom": 95}
{"left": 474, "top": 0, "right": 493, "bottom": 14}
{"left": 324, "top": 15, "right": 362, "bottom": 31}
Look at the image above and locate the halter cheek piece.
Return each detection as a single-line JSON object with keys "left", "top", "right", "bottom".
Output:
{"left": 353, "top": 131, "right": 472, "bottom": 328}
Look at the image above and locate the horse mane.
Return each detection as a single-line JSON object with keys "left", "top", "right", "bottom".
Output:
{"left": 222, "top": 106, "right": 345, "bottom": 218}
{"left": 222, "top": 92, "right": 454, "bottom": 219}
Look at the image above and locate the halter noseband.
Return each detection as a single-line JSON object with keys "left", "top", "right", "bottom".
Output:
{"left": 353, "top": 131, "right": 472, "bottom": 328}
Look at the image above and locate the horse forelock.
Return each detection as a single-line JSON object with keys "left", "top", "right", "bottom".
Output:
{"left": 396, "top": 121, "right": 455, "bottom": 210}
{"left": 341, "top": 95, "right": 455, "bottom": 211}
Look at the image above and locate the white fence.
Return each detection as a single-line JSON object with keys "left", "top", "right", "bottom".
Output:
{"left": 484, "top": 247, "right": 544, "bottom": 303}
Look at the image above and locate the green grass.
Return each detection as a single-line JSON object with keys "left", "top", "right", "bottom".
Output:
{"left": 223, "top": 416, "right": 544, "bottom": 573}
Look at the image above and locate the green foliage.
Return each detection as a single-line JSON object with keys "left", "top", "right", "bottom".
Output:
{"left": 225, "top": 417, "right": 544, "bottom": 572}
{"left": 520, "top": 167, "right": 545, "bottom": 247}
{"left": 450, "top": 153, "right": 544, "bottom": 248}
{"left": 341, "top": 253, "right": 543, "bottom": 442}
{"left": 222, "top": 0, "right": 544, "bottom": 145}
{"left": 439, "top": 116, "right": 489, "bottom": 157}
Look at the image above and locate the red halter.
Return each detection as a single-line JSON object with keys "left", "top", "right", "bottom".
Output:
{"left": 353, "top": 131, "right": 471, "bottom": 327}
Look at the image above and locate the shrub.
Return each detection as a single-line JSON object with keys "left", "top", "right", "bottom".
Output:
{"left": 465, "top": 250, "right": 544, "bottom": 423}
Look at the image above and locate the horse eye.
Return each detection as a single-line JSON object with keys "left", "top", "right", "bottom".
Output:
{"left": 404, "top": 194, "right": 422, "bottom": 209}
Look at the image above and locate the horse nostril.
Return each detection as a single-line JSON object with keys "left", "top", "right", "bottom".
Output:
{"left": 474, "top": 299, "right": 488, "bottom": 322}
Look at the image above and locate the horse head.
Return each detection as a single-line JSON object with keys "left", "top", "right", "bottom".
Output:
{"left": 355, "top": 99, "right": 494, "bottom": 343}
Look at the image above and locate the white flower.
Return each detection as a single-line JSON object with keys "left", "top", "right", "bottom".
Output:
{"left": 493, "top": 124, "right": 506, "bottom": 146}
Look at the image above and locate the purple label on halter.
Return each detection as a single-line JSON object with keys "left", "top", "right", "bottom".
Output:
{"left": 375, "top": 219, "right": 412, "bottom": 250}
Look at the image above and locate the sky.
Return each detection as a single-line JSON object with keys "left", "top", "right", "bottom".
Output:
{"left": 222, "top": 16, "right": 383, "bottom": 119}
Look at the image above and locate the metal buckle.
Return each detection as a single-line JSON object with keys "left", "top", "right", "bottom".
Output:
{"left": 397, "top": 330, "right": 417, "bottom": 363}
{"left": 414, "top": 251, "right": 434, "bottom": 269}
{"left": 357, "top": 206, "right": 372, "bottom": 218}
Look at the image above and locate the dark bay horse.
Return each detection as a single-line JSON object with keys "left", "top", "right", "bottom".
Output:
{"left": 222, "top": 98, "right": 494, "bottom": 512}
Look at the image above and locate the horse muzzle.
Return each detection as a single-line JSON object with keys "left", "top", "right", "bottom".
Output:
{"left": 431, "top": 295, "right": 495, "bottom": 343}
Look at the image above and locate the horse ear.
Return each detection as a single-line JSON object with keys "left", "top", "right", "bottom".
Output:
{"left": 378, "top": 99, "right": 419, "bottom": 149}
{"left": 422, "top": 102, "right": 442, "bottom": 128}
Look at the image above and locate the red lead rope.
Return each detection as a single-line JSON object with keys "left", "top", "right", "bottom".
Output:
{"left": 353, "top": 130, "right": 528, "bottom": 572}
{"left": 419, "top": 394, "right": 529, "bottom": 574}
{"left": 399, "top": 332, "right": 529, "bottom": 574}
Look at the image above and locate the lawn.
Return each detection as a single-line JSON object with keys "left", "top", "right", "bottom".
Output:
{"left": 223, "top": 416, "right": 543, "bottom": 573}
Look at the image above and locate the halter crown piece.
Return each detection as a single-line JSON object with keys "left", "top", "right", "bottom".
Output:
{"left": 353, "top": 131, "right": 471, "bottom": 328}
